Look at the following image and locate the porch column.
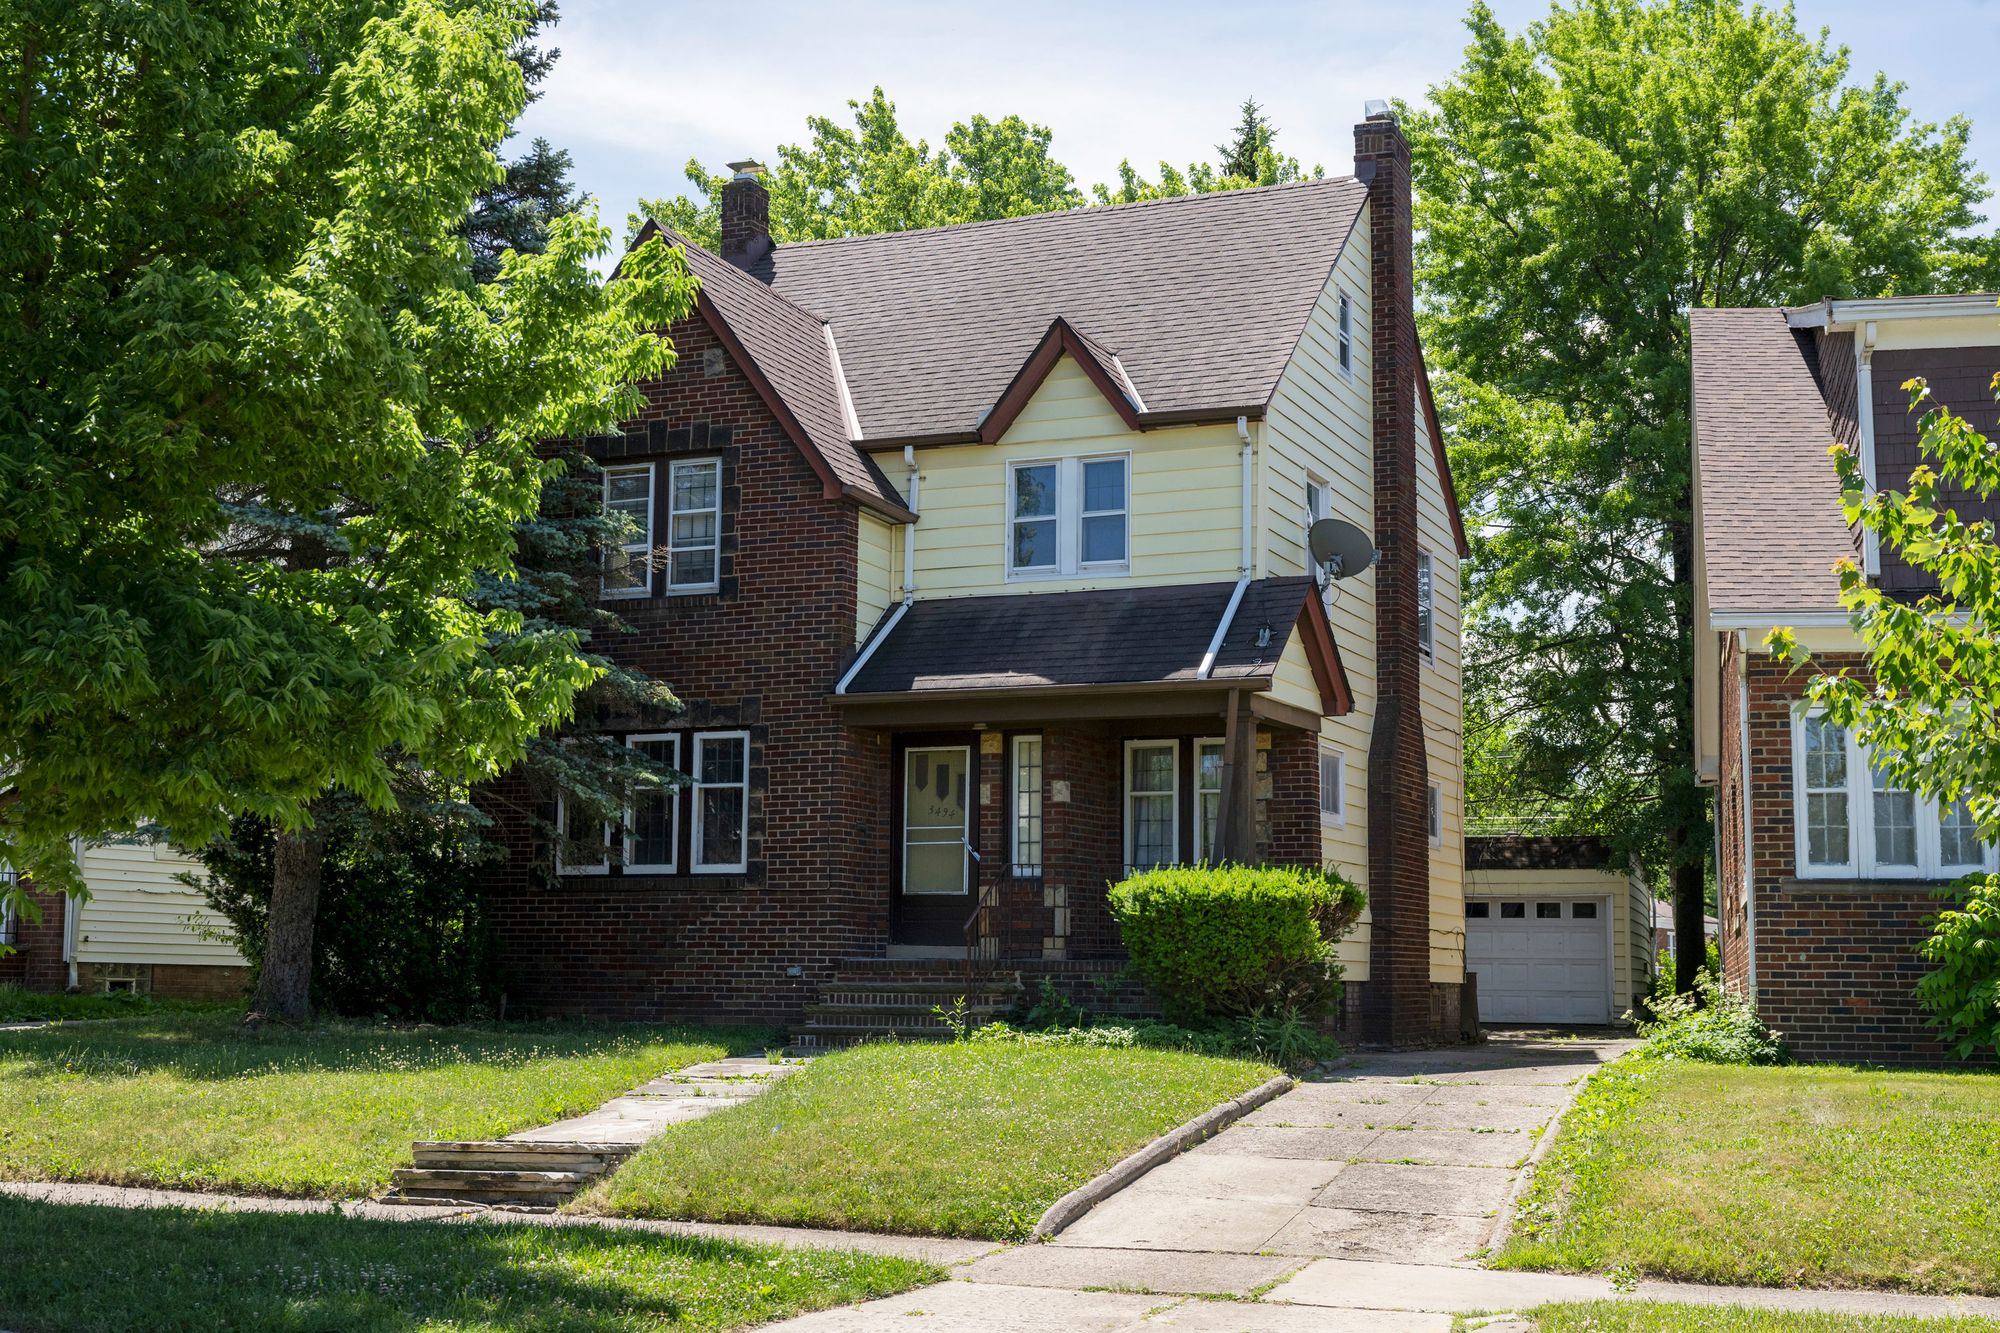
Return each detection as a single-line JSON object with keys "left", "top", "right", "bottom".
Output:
{"left": 1214, "top": 689, "right": 1258, "bottom": 862}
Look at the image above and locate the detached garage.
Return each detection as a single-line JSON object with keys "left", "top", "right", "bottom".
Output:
{"left": 1464, "top": 836, "right": 1655, "bottom": 1025}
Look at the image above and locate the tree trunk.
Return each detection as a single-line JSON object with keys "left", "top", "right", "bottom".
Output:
{"left": 1667, "top": 494, "right": 1710, "bottom": 997}
{"left": 1671, "top": 853, "right": 1707, "bottom": 994}
{"left": 251, "top": 815, "right": 330, "bottom": 1022}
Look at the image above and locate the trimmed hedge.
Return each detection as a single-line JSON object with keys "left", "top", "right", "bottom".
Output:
{"left": 1107, "top": 864, "right": 1366, "bottom": 1022}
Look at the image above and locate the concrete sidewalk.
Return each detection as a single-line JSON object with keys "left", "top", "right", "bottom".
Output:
{"left": 504, "top": 1052, "right": 802, "bottom": 1144}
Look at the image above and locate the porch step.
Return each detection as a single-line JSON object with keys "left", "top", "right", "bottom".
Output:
{"left": 383, "top": 1139, "right": 639, "bottom": 1208}
{"left": 789, "top": 962, "right": 1026, "bottom": 1049}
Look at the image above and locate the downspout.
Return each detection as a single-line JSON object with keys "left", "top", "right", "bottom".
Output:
{"left": 1740, "top": 632, "right": 1757, "bottom": 1001}
{"left": 835, "top": 447, "right": 919, "bottom": 697}
{"left": 1198, "top": 418, "right": 1256, "bottom": 680}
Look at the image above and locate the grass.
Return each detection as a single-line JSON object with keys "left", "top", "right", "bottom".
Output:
{"left": 1497, "top": 1057, "right": 2000, "bottom": 1293}
{"left": 578, "top": 1039, "right": 1274, "bottom": 1240}
{"left": 1530, "top": 1304, "right": 2000, "bottom": 1332}
{"left": 0, "top": 1195, "right": 939, "bottom": 1333}
{"left": 0, "top": 1011, "right": 772, "bottom": 1197}
{"left": 0, "top": 986, "right": 235, "bottom": 1023}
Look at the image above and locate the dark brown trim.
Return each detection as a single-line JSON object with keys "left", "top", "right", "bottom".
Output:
{"left": 1296, "top": 590, "right": 1356, "bottom": 716}
{"left": 979, "top": 317, "right": 1144, "bottom": 444}
{"left": 857, "top": 404, "right": 1274, "bottom": 454}
{"left": 1416, "top": 346, "right": 1471, "bottom": 560}
{"left": 1248, "top": 694, "right": 1320, "bottom": 732}
{"left": 839, "top": 689, "right": 1243, "bottom": 730}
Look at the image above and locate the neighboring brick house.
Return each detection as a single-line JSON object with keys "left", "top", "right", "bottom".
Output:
{"left": 483, "top": 107, "right": 1471, "bottom": 1047}
{"left": 1691, "top": 294, "right": 2000, "bottom": 1064}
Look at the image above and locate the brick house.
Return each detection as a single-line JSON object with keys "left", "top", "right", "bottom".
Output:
{"left": 1691, "top": 295, "right": 2000, "bottom": 1064}
{"left": 482, "top": 107, "right": 1471, "bottom": 1047}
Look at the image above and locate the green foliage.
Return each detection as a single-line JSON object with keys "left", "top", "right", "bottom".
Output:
{"left": 190, "top": 797, "right": 502, "bottom": 1022}
{"left": 1107, "top": 864, "right": 1364, "bottom": 1022}
{"left": 0, "top": 0, "right": 697, "bottom": 899}
{"left": 0, "top": 988, "right": 230, "bottom": 1024}
{"left": 1408, "top": 0, "right": 1998, "bottom": 884}
{"left": 1914, "top": 874, "right": 2000, "bottom": 1061}
{"left": 1633, "top": 972, "right": 1788, "bottom": 1066}
{"left": 977, "top": 1008, "right": 1339, "bottom": 1071}
{"left": 1648, "top": 936, "right": 1722, "bottom": 1010}
{"left": 641, "top": 88, "right": 1083, "bottom": 250}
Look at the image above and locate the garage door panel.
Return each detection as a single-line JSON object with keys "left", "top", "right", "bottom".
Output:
{"left": 1466, "top": 899, "right": 1610, "bottom": 1025}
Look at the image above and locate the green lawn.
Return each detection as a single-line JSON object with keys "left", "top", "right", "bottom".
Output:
{"left": 1532, "top": 1304, "right": 2000, "bottom": 1332}
{"left": 0, "top": 1012, "right": 770, "bottom": 1197}
{"left": 0, "top": 986, "right": 235, "bottom": 1023}
{"left": 1498, "top": 1058, "right": 2000, "bottom": 1293}
{"left": 0, "top": 1195, "right": 938, "bottom": 1333}
{"left": 578, "top": 1040, "right": 1274, "bottom": 1240}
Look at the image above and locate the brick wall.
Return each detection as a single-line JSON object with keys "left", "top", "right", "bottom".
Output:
{"left": 1042, "top": 727, "right": 1122, "bottom": 958}
{"left": 0, "top": 884, "right": 68, "bottom": 993}
{"left": 1720, "top": 644, "right": 1975, "bottom": 1064}
{"left": 1262, "top": 727, "right": 1320, "bottom": 866}
{"left": 479, "top": 315, "right": 892, "bottom": 1023}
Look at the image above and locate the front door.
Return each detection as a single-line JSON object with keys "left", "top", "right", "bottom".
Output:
{"left": 895, "top": 744, "right": 974, "bottom": 945}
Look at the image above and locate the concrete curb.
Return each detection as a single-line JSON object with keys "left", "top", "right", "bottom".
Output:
{"left": 1483, "top": 1056, "right": 1613, "bottom": 1254}
{"left": 1028, "top": 1073, "right": 1295, "bottom": 1241}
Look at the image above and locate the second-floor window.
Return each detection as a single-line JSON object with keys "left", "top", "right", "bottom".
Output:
{"left": 602, "top": 464, "right": 654, "bottom": 598}
{"left": 1008, "top": 455, "right": 1129, "bottom": 578}
{"left": 1336, "top": 291, "right": 1354, "bottom": 375}
{"left": 1792, "top": 711, "right": 1993, "bottom": 879}
{"left": 667, "top": 458, "right": 722, "bottom": 593}
{"left": 1416, "top": 550, "right": 1435, "bottom": 662}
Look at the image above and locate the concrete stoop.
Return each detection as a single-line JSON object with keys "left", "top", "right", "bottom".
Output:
{"left": 380, "top": 1053, "right": 801, "bottom": 1211}
{"left": 791, "top": 961, "right": 1024, "bottom": 1049}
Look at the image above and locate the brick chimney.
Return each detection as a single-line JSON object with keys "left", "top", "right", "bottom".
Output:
{"left": 1354, "top": 102, "right": 1436, "bottom": 1047}
{"left": 720, "top": 160, "right": 771, "bottom": 269}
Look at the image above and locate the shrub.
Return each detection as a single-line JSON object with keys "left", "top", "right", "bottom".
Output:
{"left": 1632, "top": 972, "right": 1788, "bottom": 1066}
{"left": 189, "top": 799, "right": 501, "bottom": 1022}
{"left": 1107, "top": 863, "right": 1365, "bottom": 1023}
{"left": 1915, "top": 872, "right": 2000, "bottom": 1060}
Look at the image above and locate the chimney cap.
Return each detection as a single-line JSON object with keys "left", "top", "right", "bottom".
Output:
{"left": 1363, "top": 99, "right": 1394, "bottom": 122}
{"left": 727, "top": 159, "right": 767, "bottom": 180}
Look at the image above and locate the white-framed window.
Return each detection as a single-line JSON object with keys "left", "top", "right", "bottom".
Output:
{"left": 1416, "top": 550, "right": 1435, "bottom": 663}
{"left": 1194, "top": 738, "right": 1225, "bottom": 863}
{"left": 692, "top": 730, "right": 750, "bottom": 874}
{"left": 1336, "top": 290, "right": 1354, "bottom": 375}
{"left": 1427, "top": 783, "right": 1443, "bottom": 847}
{"left": 1124, "top": 739, "right": 1179, "bottom": 871}
{"left": 555, "top": 791, "right": 612, "bottom": 875}
{"left": 1304, "top": 475, "right": 1334, "bottom": 609}
{"left": 1012, "top": 734, "right": 1044, "bottom": 876}
{"left": 667, "top": 457, "right": 722, "bottom": 593}
{"left": 0, "top": 865, "right": 16, "bottom": 947}
{"left": 1007, "top": 454, "right": 1129, "bottom": 578}
{"left": 1319, "top": 744, "right": 1346, "bottom": 826}
{"left": 601, "top": 463, "right": 655, "bottom": 599}
{"left": 623, "top": 733, "right": 680, "bottom": 874}
{"left": 1791, "top": 708, "right": 1999, "bottom": 879}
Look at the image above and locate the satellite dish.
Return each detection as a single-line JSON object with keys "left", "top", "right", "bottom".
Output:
{"left": 1308, "top": 518, "right": 1379, "bottom": 580}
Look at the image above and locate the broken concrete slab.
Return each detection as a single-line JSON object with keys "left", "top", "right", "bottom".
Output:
{"left": 1052, "top": 1194, "right": 1300, "bottom": 1253}
{"left": 1117, "top": 1152, "right": 1344, "bottom": 1205}
{"left": 963, "top": 1245, "right": 1301, "bottom": 1297}
{"left": 1261, "top": 1206, "right": 1493, "bottom": 1265}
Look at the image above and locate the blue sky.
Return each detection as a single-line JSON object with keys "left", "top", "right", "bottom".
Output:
{"left": 519, "top": 0, "right": 2000, "bottom": 242}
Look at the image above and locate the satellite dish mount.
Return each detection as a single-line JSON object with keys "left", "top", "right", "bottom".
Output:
{"left": 1307, "top": 518, "right": 1380, "bottom": 582}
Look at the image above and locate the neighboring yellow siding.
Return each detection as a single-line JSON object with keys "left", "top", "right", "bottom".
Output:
{"left": 906, "top": 355, "right": 1244, "bottom": 599}
{"left": 73, "top": 843, "right": 245, "bottom": 968}
{"left": 856, "top": 510, "right": 899, "bottom": 646}
{"left": 1263, "top": 207, "right": 1376, "bottom": 981}
{"left": 1416, "top": 365, "right": 1467, "bottom": 985}
{"left": 1465, "top": 864, "right": 1656, "bottom": 1016}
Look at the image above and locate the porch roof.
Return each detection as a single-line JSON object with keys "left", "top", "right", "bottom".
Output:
{"left": 836, "top": 577, "right": 1349, "bottom": 719}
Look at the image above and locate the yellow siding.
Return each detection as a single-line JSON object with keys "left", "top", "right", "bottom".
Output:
{"left": 73, "top": 843, "right": 245, "bottom": 968}
{"left": 1263, "top": 208, "right": 1375, "bottom": 981}
{"left": 1416, "top": 360, "right": 1466, "bottom": 984}
{"left": 856, "top": 510, "right": 899, "bottom": 646}
{"left": 906, "top": 355, "right": 1244, "bottom": 599}
{"left": 1465, "top": 865, "right": 1655, "bottom": 1016}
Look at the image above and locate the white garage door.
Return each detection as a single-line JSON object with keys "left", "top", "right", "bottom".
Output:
{"left": 1466, "top": 898, "right": 1610, "bottom": 1024}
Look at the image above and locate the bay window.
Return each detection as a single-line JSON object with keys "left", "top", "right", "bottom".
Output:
{"left": 1008, "top": 454, "right": 1129, "bottom": 578}
{"left": 1792, "top": 710, "right": 1996, "bottom": 878}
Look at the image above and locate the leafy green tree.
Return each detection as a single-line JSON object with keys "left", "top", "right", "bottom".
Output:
{"left": 1404, "top": 0, "right": 1998, "bottom": 991}
{"left": 1771, "top": 350, "right": 2000, "bottom": 1056}
{"left": 1216, "top": 97, "right": 1278, "bottom": 180}
{"left": 0, "top": 0, "right": 695, "bottom": 1018}
{"left": 1091, "top": 98, "right": 1317, "bottom": 205}
{"left": 642, "top": 88, "right": 1083, "bottom": 249}
{"left": 464, "top": 1, "right": 573, "bottom": 283}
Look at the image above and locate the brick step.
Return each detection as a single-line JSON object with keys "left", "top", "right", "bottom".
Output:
{"left": 787, "top": 1023, "right": 965, "bottom": 1049}
{"left": 798, "top": 1007, "right": 1002, "bottom": 1030}
{"left": 411, "top": 1140, "right": 635, "bottom": 1173}
{"left": 815, "top": 989, "right": 1018, "bottom": 1009}
{"left": 387, "top": 1166, "right": 595, "bottom": 1205}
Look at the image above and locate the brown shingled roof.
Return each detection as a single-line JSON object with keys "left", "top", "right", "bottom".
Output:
{"left": 740, "top": 178, "right": 1369, "bottom": 443}
{"left": 1690, "top": 308, "right": 1851, "bottom": 615}
{"left": 842, "top": 577, "right": 1350, "bottom": 713}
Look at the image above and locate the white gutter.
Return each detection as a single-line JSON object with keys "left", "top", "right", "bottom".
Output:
{"left": 839, "top": 447, "right": 921, "bottom": 697}
{"left": 1199, "top": 419, "right": 1259, "bottom": 681}
{"left": 1855, "top": 321, "right": 1881, "bottom": 578}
